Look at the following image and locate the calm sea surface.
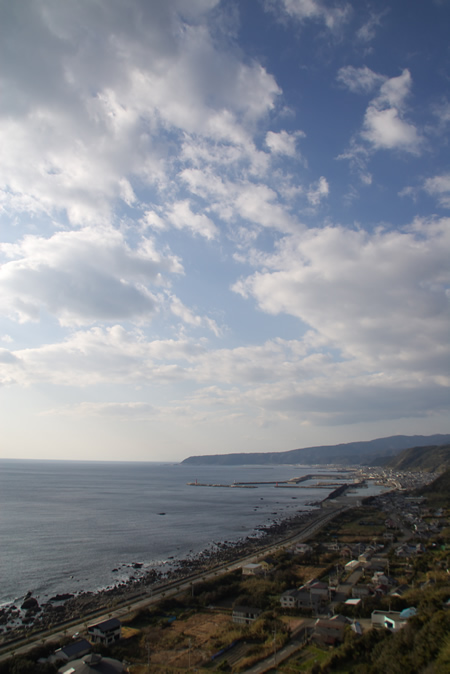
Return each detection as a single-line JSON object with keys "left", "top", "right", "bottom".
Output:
{"left": 0, "top": 460, "right": 337, "bottom": 606}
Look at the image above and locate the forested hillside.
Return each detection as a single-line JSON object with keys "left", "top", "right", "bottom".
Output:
{"left": 386, "top": 444, "right": 450, "bottom": 472}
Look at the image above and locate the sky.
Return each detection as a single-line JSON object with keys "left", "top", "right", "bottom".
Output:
{"left": 0, "top": 0, "right": 449, "bottom": 462}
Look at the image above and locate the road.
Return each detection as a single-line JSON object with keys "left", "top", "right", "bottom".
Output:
{"left": 243, "top": 622, "right": 314, "bottom": 674}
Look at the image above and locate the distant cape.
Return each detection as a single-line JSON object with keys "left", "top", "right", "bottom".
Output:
{"left": 181, "top": 434, "right": 450, "bottom": 466}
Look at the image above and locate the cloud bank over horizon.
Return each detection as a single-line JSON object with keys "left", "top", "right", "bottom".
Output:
{"left": 0, "top": 0, "right": 448, "bottom": 461}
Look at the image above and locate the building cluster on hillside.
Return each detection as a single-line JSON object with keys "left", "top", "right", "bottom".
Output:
{"left": 42, "top": 618, "right": 123, "bottom": 671}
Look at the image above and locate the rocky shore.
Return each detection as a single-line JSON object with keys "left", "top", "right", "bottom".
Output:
{"left": 0, "top": 506, "right": 318, "bottom": 644}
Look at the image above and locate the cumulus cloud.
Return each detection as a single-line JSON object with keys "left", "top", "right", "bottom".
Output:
{"left": 265, "top": 130, "right": 304, "bottom": 156}
{"left": 307, "top": 176, "right": 329, "bottom": 205}
{"left": 0, "top": 0, "right": 280, "bottom": 227}
{"left": 180, "top": 169, "right": 299, "bottom": 233}
{"left": 339, "top": 68, "right": 422, "bottom": 175}
{"left": 362, "top": 106, "right": 420, "bottom": 152}
{"left": 275, "top": 0, "right": 351, "bottom": 30}
{"left": 0, "top": 226, "right": 182, "bottom": 325}
{"left": 0, "top": 326, "right": 207, "bottom": 387}
{"left": 424, "top": 174, "right": 450, "bottom": 208}
{"left": 232, "top": 217, "right": 450, "bottom": 376}
{"left": 361, "top": 70, "right": 422, "bottom": 153}
{"left": 337, "top": 65, "right": 385, "bottom": 94}
{"left": 166, "top": 200, "right": 219, "bottom": 239}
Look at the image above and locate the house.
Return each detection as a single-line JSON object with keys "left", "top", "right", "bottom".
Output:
{"left": 312, "top": 615, "right": 348, "bottom": 646}
{"left": 242, "top": 563, "right": 264, "bottom": 576}
{"left": 371, "top": 610, "right": 408, "bottom": 632}
{"left": 291, "top": 543, "right": 313, "bottom": 555}
{"left": 340, "top": 545, "right": 355, "bottom": 558}
{"left": 49, "top": 639, "right": 91, "bottom": 665}
{"left": 374, "top": 584, "right": 389, "bottom": 597}
{"left": 345, "top": 598, "right": 361, "bottom": 608}
{"left": 87, "top": 618, "right": 121, "bottom": 645}
{"left": 232, "top": 606, "right": 262, "bottom": 624}
{"left": 309, "top": 581, "right": 329, "bottom": 601}
{"left": 296, "top": 590, "right": 318, "bottom": 610}
{"left": 390, "top": 584, "right": 411, "bottom": 597}
{"left": 395, "top": 543, "right": 416, "bottom": 558}
{"left": 280, "top": 589, "right": 301, "bottom": 608}
{"left": 345, "top": 560, "right": 360, "bottom": 572}
{"left": 371, "top": 572, "right": 390, "bottom": 586}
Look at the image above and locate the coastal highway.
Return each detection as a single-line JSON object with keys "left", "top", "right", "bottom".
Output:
{"left": 0, "top": 500, "right": 351, "bottom": 663}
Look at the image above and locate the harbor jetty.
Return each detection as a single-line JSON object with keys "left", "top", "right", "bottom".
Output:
{"left": 187, "top": 472, "right": 361, "bottom": 489}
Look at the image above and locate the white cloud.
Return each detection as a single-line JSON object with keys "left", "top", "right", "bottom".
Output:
{"left": 377, "top": 69, "right": 413, "bottom": 109}
{"left": 168, "top": 294, "right": 221, "bottom": 336}
{"left": 277, "top": 0, "right": 351, "bottom": 30}
{"left": 337, "top": 66, "right": 385, "bottom": 94}
{"left": 233, "top": 217, "right": 450, "bottom": 376}
{"left": 355, "top": 11, "right": 386, "bottom": 43}
{"left": 179, "top": 167, "right": 302, "bottom": 234}
{"left": 265, "top": 130, "right": 303, "bottom": 156}
{"left": 360, "top": 70, "right": 421, "bottom": 153}
{"left": 43, "top": 401, "right": 157, "bottom": 420}
{"left": 0, "top": 326, "right": 206, "bottom": 387}
{"left": 424, "top": 174, "right": 450, "bottom": 208}
{"left": 307, "top": 176, "right": 329, "bottom": 205}
{"left": 166, "top": 200, "right": 219, "bottom": 239}
{"left": 0, "top": 226, "right": 182, "bottom": 325}
{"left": 340, "top": 69, "right": 422, "bottom": 170}
{"left": 0, "top": 0, "right": 280, "bottom": 228}
{"left": 362, "top": 106, "right": 421, "bottom": 152}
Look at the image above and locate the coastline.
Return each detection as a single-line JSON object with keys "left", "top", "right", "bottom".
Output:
{"left": 0, "top": 503, "right": 323, "bottom": 644}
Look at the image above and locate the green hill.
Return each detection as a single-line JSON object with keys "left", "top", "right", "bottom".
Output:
{"left": 386, "top": 443, "right": 450, "bottom": 472}
{"left": 419, "top": 466, "right": 450, "bottom": 496}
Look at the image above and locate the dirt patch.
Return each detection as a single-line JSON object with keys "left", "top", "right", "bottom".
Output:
{"left": 150, "top": 612, "right": 233, "bottom": 670}
{"left": 296, "top": 565, "right": 328, "bottom": 581}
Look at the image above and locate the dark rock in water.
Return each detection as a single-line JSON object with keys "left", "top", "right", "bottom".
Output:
{"left": 158, "top": 512, "right": 166, "bottom": 515}
{"left": 112, "top": 568, "right": 118, "bottom": 572}
{"left": 49, "top": 593, "right": 75, "bottom": 602}
{"left": 132, "top": 562, "right": 143, "bottom": 569}
{"left": 21, "top": 597, "right": 39, "bottom": 611}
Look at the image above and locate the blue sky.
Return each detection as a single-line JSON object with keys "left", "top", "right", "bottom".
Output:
{"left": 0, "top": 0, "right": 449, "bottom": 462}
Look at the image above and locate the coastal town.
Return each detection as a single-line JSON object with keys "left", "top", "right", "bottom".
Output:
{"left": 1, "top": 464, "right": 449, "bottom": 673}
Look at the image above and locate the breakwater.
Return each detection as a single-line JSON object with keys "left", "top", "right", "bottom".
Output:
{"left": 187, "top": 473, "right": 353, "bottom": 489}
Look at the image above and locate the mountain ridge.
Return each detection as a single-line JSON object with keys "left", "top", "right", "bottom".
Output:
{"left": 181, "top": 434, "right": 450, "bottom": 466}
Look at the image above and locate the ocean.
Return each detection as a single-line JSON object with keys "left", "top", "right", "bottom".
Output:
{"left": 0, "top": 460, "right": 341, "bottom": 608}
